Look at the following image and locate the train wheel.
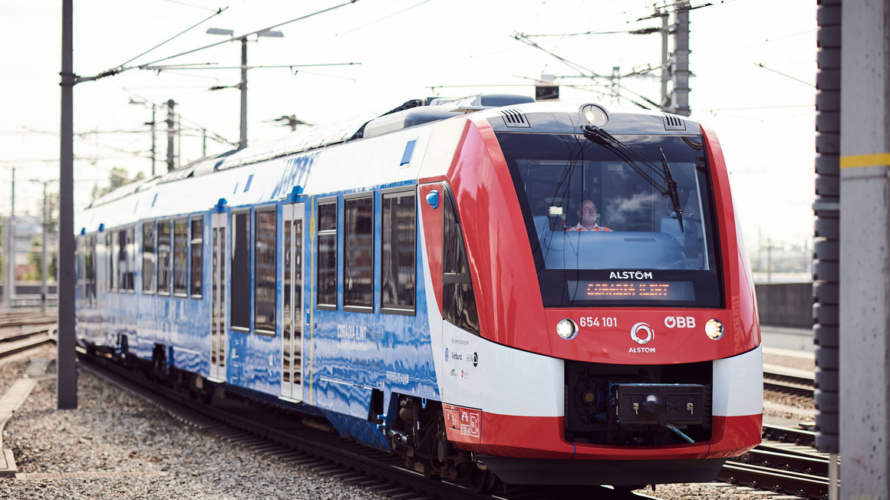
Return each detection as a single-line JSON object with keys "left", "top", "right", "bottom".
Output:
{"left": 469, "top": 467, "right": 497, "bottom": 493}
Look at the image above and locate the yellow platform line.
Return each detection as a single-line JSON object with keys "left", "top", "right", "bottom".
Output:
{"left": 840, "top": 153, "right": 890, "bottom": 169}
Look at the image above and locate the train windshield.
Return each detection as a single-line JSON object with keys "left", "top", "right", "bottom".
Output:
{"left": 497, "top": 132, "right": 722, "bottom": 308}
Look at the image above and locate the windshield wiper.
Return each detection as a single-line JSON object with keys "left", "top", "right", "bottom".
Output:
{"left": 582, "top": 125, "right": 684, "bottom": 232}
{"left": 659, "top": 147, "right": 683, "bottom": 232}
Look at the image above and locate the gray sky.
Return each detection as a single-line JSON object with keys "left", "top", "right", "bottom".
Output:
{"left": 0, "top": 0, "right": 816, "bottom": 253}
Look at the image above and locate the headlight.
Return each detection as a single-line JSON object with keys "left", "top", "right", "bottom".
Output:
{"left": 581, "top": 104, "right": 608, "bottom": 127}
{"left": 705, "top": 319, "right": 724, "bottom": 340}
{"left": 556, "top": 319, "right": 578, "bottom": 340}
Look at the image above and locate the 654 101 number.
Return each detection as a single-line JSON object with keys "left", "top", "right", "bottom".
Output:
{"left": 579, "top": 316, "right": 618, "bottom": 328}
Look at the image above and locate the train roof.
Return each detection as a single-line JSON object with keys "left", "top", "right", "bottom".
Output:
{"left": 88, "top": 94, "right": 537, "bottom": 210}
{"left": 87, "top": 95, "right": 698, "bottom": 211}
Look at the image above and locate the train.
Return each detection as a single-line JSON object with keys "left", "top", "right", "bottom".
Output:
{"left": 74, "top": 94, "right": 763, "bottom": 489}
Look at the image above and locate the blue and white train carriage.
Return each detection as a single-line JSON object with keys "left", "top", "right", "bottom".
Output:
{"left": 76, "top": 94, "right": 763, "bottom": 487}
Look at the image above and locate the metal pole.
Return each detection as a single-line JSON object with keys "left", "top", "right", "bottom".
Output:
{"left": 670, "top": 2, "right": 691, "bottom": 117}
{"left": 239, "top": 37, "right": 248, "bottom": 149}
{"left": 166, "top": 99, "right": 175, "bottom": 172}
{"left": 58, "top": 0, "right": 77, "bottom": 409}
{"left": 41, "top": 182, "right": 47, "bottom": 314}
{"left": 813, "top": 0, "right": 841, "bottom": 466}
{"left": 203, "top": 128, "right": 207, "bottom": 157}
{"left": 840, "top": 0, "right": 890, "bottom": 496}
{"left": 150, "top": 103, "right": 156, "bottom": 177}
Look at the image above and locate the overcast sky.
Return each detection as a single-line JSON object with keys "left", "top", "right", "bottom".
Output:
{"left": 0, "top": 0, "right": 816, "bottom": 253}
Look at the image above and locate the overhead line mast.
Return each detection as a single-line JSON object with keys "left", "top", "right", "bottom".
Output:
{"left": 518, "top": 1, "right": 707, "bottom": 117}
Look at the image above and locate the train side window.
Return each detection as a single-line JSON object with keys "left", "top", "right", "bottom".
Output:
{"left": 442, "top": 191, "right": 480, "bottom": 335}
{"left": 126, "top": 226, "right": 135, "bottom": 292}
{"left": 316, "top": 200, "right": 338, "bottom": 310}
{"left": 254, "top": 208, "right": 276, "bottom": 333}
{"left": 142, "top": 221, "right": 156, "bottom": 294}
{"left": 158, "top": 220, "right": 172, "bottom": 295}
{"left": 117, "top": 229, "right": 128, "bottom": 292}
{"left": 76, "top": 236, "right": 84, "bottom": 301}
{"left": 190, "top": 216, "right": 203, "bottom": 298}
{"left": 172, "top": 218, "right": 188, "bottom": 296}
{"left": 106, "top": 232, "right": 114, "bottom": 292}
{"left": 344, "top": 195, "right": 373, "bottom": 311}
{"left": 381, "top": 190, "right": 416, "bottom": 315}
{"left": 231, "top": 210, "right": 251, "bottom": 330}
{"left": 87, "top": 235, "right": 97, "bottom": 304}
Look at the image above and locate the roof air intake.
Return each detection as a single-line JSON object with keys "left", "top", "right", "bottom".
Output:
{"left": 500, "top": 109, "right": 530, "bottom": 128}
{"left": 663, "top": 114, "right": 686, "bottom": 131}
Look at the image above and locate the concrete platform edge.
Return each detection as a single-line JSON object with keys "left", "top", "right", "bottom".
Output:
{"left": 0, "top": 448, "right": 16, "bottom": 477}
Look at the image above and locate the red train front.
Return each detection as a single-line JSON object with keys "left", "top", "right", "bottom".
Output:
{"left": 415, "top": 100, "right": 762, "bottom": 486}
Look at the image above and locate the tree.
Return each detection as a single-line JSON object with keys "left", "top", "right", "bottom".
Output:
{"left": 91, "top": 168, "right": 146, "bottom": 201}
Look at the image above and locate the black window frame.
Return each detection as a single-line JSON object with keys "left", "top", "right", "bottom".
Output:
{"left": 496, "top": 131, "right": 724, "bottom": 309}
{"left": 157, "top": 219, "right": 172, "bottom": 296}
{"left": 190, "top": 215, "right": 203, "bottom": 299}
{"left": 86, "top": 234, "right": 97, "bottom": 305}
{"left": 172, "top": 217, "right": 189, "bottom": 297}
{"left": 230, "top": 209, "right": 251, "bottom": 331}
{"left": 142, "top": 220, "right": 156, "bottom": 294}
{"left": 343, "top": 194, "right": 374, "bottom": 312}
{"left": 125, "top": 226, "right": 135, "bottom": 292}
{"left": 253, "top": 206, "right": 277, "bottom": 334}
{"left": 380, "top": 188, "right": 416, "bottom": 316}
{"left": 316, "top": 198, "right": 338, "bottom": 310}
{"left": 117, "top": 228, "right": 127, "bottom": 292}
{"left": 105, "top": 231, "right": 114, "bottom": 292}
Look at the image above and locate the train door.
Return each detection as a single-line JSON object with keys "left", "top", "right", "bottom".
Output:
{"left": 209, "top": 212, "right": 227, "bottom": 381}
{"left": 281, "top": 203, "right": 305, "bottom": 401}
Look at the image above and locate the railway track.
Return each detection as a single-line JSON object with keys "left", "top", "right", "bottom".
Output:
{"left": 717, "top": 424, "right": 834, "bottom": 498}
{"left": 0, "top": 324, "right": 56, "bottom": 360}
{"left": 0, "top": 312, "right": 56, "bottom": 329}
{"left": 79, "top": 352, "right": 656, "bottom": 500}
{"left": 763, "top": 364, "right": 815, "bottom": 401}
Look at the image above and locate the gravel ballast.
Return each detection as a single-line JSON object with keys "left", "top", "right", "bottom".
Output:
{"left": 0, "top": 350, "right": 387, "bottom": 500}
{"left": 0, "top": 347, "right": 803, "bottom": 499}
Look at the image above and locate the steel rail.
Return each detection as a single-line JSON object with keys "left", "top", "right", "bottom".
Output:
{"left": 718, "top": 461, "right": 828, "bottom": 498}
{"left": 714, "top": 424, "right": 833, "bottom": 498}
{"left": 0, "top": 326, "right": 55, "bottom": 359}
{"left": 762, "top": 424, "right": 817, "bottom": 447}
{"left": 763, "top": 367, "right": 815, "bottom": 399}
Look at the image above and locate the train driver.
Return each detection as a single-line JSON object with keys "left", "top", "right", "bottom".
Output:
{"left": 566, "top": 199, "right": 611, "bottom": 232}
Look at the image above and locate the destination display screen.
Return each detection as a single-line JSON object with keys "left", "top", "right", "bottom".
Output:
{"left": 569, "top": 280, "right": 695, "bottom": 301}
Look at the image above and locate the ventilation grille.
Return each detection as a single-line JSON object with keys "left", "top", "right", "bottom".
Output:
{"left": 624, "top": 237, "right": 657, "bottom": 243}
{"left": 663, "top": 114, "right": 687, "bottom": 131}
{"left": 500, "top": 109, "right": 530, "bottom": 128}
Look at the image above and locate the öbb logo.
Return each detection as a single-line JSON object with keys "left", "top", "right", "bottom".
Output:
{"left": 664, "top": 316, "right": 696, "bottom": 329}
